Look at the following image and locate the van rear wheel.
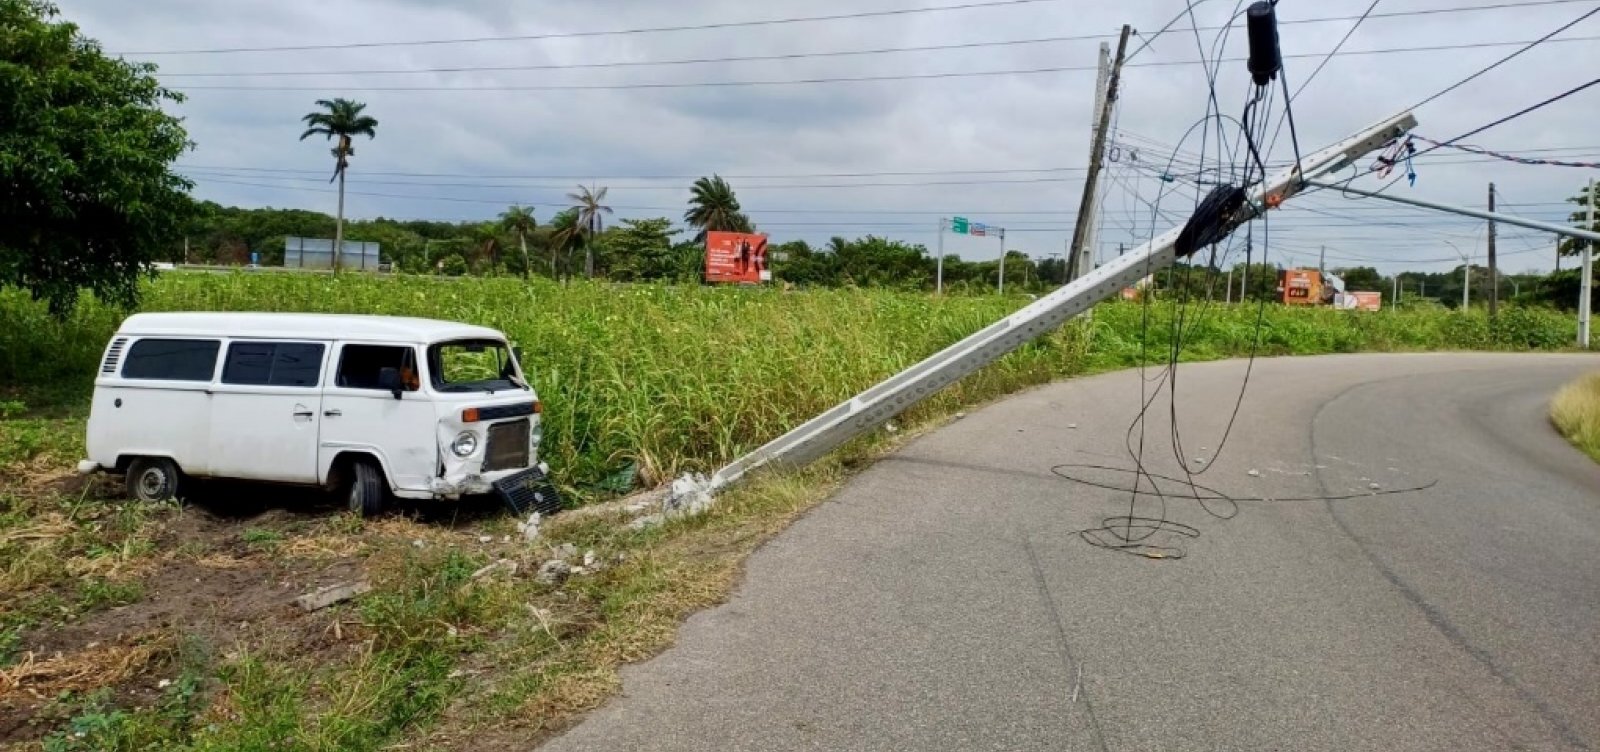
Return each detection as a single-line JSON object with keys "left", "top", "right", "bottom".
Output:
{"left": 347, "top": 460, "right": 388, "bottom": 517}
{"left": 126, "top": 458, "right": 180, "bottom": 502}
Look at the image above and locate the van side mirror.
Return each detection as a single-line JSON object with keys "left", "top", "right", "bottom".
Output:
{"left": 378, "top": 367, "right": 403, "bottom": 399}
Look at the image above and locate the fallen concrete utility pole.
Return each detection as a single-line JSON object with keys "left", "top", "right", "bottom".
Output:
{"left": 666, "top": 110, "right": 1419, "bottom": 507}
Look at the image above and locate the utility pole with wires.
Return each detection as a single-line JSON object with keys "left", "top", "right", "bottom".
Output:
{"left": 1067, "top": 25, "right": 1131, "bottom": 283}
{"left": 1488, "top": 183, "right": 1498, "bottom": 319}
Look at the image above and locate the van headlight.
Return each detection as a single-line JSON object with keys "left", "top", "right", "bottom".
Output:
{"left": 451, "top": 431, "right": 479, "bottom": 458}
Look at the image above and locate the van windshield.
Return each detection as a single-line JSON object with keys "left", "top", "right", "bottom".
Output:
{"left": 428, "top": 340, "right": 526, "bottom": 394}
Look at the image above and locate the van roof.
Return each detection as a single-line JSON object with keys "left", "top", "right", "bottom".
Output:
{"left": 116, "top": 312, "right": 506, "bottom": 343}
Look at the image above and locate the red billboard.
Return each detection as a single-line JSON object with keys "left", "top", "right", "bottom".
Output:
{"left": 705, "top": 232, "right": 770, "bottom": 284}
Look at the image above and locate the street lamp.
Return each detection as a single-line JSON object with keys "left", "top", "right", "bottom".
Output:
{"left": 1444, "top": 240, "right": 1470, "bottom": 309}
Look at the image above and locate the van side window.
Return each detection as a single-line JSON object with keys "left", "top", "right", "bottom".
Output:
{"left": 222, "top": 342, "right": 326, "bottom": 387}
{"left": 337, "top": 345, "right": 420, "bottom": 391}
{"left": 121, "top": 339, "right": 220, "bottom": 381}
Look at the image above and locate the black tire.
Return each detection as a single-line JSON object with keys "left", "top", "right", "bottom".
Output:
{"left": 347, "top": 460, "right": 388, "bottom": 517}
{"left": 126, "top": 457, "right": 180, "bottom": 502}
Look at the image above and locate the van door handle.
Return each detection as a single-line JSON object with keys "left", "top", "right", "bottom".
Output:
{"left": 292, "top": 405, "right": 315, "bottom": 418}
{"left": 324, "top": 409, "right": 342, "bottom": 418}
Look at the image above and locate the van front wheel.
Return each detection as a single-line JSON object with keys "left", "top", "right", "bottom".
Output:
{"left": 126, "top": 458, "right": 180, "bottom": 502}
{"left": 347, "top": 461, "right": 388, "bottom": 517}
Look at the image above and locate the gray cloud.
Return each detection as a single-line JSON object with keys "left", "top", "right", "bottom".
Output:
{"left": 56, "top": 0, "right": 1600, "bottom": 273}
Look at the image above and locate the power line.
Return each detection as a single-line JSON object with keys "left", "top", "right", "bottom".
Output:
{"left": 169, "top": 35, "right": 1600, "bottom": 91}
{"left": 115, "top": 0, "right": 1063, "bottom": 56}
{"left": 175, "top": 164, "right": 1092, "bottom": 180}
{"left": 1290, "top": 0, "right": 1381, "bottom": 100}
{"left": 1407, "top": 4, "right": 1600, "bottom": 111}
{"left": 147, "top": 0, "right": 1590, "bottom": 76}
{"left": 1414, "top": 77, "right": 1600, "bottom": 159}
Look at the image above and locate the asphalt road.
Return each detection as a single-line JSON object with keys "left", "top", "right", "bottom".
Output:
{"left": 543, "top": 353, "right": 1600, "bottom": 752}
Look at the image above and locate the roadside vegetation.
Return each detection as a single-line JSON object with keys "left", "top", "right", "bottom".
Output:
{"left": 1551, "top": 371, "right": 1600, "bottom": 463}
{"left": 0, "top": 273, "right": 1580, "bottom": 750}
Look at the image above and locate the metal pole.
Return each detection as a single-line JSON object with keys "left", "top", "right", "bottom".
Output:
{"left": 1488, "top": 183, "right": 1498, "bottom": 319}
{"left": 997, "top": 230, "right": 1007, "bottom": 295}
{"left": 1582, "top": 178, "right": 1594, "bottom": 348}
{"left": 936, "top": 218, "right": 945, "bottom": 295}
{"left": 1066, "top": 26, "right": 1131, "bottom": 283}
{"left": 1304, "top": 179, "right": 1600, "bottom": 244}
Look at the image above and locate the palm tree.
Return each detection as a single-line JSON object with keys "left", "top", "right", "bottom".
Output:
{"left": 567, "top": 184, "right": 612, "bottom": 278}
{"left": 548, "top": 208, "right": 583, "bottom": 281}
{"left": 499, "top": 205, "right": 537, "bottom": 277}
{"left": 685, "top": 175, "right": 753, "bottom": 241}
{"left": 300, "top": 99, "right": 378, "bottom": 272}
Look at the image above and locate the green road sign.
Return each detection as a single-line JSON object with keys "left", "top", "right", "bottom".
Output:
{"left": 951, "top": 216, "right": 969, "bottom": 235}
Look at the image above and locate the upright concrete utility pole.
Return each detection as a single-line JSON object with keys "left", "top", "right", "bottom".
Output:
{"left": 1582, "top": 178, "right": 1594, "bottom": 348}
{"left": 936, "top": 218, "right": 946, "bottom": 295}
{"left": 997, "top": 229, "right": 1008, "bottom": 295}
{"left": 1319, "top": 245, "right": 1325, "bottom": 272}
{"left": 1393, "top": 274, "right": 1399, "bottom": 310}
{"left": 1066, "top": 26, "right": 1130, "bottom": 283}
{"left": 1488, "top": 183, "right": 1498, "bottom": 318}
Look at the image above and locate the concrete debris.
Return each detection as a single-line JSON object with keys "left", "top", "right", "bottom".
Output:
{"left": 664, "top": 474, "right": 715, "bottom": 516}
{"left": 624, "top": 501, "right": 655, "bottom": 515}
{"left": 885, "top": 422, "right": 899, "bottom": 434}
{"left": 1192, "top": 457, "right": 1207, "bottom": 466}
{"left": 535, "top": 559, "right": 571, "bottom": 585}
{"left": 470, "top": 559, "right": 518, "bottom": 580}
{"left": 516, "top": 512, "right": 542, "bottom": 541}
{"left": 294, "top": 580, "right": 372, "bottom": 612}
{"left": 1369, "top": 482, "right": 1382, "bottom": 490}
{"left": 629, "top": 514, "right": 665, "bottom": 531}
{"left": 954, "top": 412, "right": 968, "bottom": 420}
{"left": 477, "top": 535, "right": 493, "bottom": 544}
{"left": 411, "top": 539, "right": 426, "bottom": 549}
{"left": 1068, "top": 423, "right": 1079, "bottom": 430}
{"left": 556, "top": 542, "right": 578, "bottom": 560}
{"left": 1247, "top": 469, "right": 1261, "bottom": 477}
{"left": 583, "top": 550, "right": 598, "bottom": 568}
{"left": 571, "top": 566, "right": 588, "bottom": 576}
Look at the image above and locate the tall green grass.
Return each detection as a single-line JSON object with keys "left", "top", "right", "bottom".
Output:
{"left": 0, "top": 274, "right": 1577, "bottom": 494}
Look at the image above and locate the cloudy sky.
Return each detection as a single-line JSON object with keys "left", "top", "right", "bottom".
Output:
{"left": 56, "top": 0, "right": 1600, "bottom": 274}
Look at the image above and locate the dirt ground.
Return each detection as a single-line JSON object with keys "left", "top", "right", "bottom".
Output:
{"left": 0, "top": 482, "right": 382, "bottom": 745}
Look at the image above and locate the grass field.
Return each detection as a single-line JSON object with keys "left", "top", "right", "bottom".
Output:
{"left": 1551, "top": 371, "right": 1600, "bottom": 463}
{"left": 0, "top": 273, "right": 1578, "bottom": 750}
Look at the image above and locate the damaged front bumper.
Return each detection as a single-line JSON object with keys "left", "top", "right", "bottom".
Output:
{"left": 418, "top": 461, "right": 551, "bottom": 500}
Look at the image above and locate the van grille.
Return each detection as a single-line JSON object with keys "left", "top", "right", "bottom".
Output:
{"left": 101, "top": 338, "right": 129, "bottom": 375}
{"left": 483, "top": 419, "right": 531, "bottom": 472}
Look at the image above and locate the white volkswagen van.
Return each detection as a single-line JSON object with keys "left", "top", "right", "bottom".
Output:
{"left": 77, "top": 312, "right": 559, "bottom": 516}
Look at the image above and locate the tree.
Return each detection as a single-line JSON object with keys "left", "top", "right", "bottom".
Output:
{"left": 548, "top": 208, "right": 583, "bottom": 281}
{"left": 606, "top": 218, "right": 682, "bottom": 281}
{"left": 0, "top": 0, "right": 192, "bottom": 314}
{"left": 684, "top": 175, "right": 753, "bottom": 240}
{"left": 1559, "top": 181, "right": 1598, "bottom": 260}
{"left": 300, "top": 98, "right": 378, "bottom": 271}
{"left": 499, "top": 205, "right": 537, "bottom": 277}
{"left": 568, "top": 184, "right": 613, "bottom": 278}
{"left": 1333, "top": 266, "right": 1383, "bottom": 291}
